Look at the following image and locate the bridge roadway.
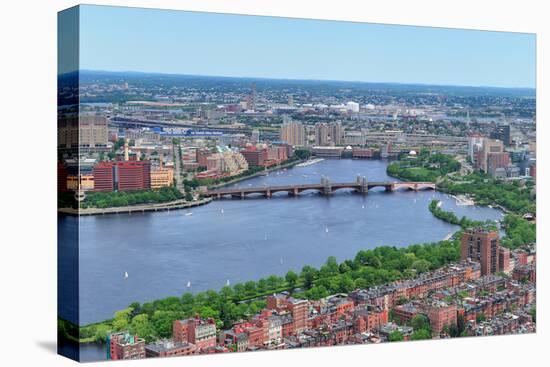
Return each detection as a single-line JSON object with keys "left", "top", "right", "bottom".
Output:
{"left": 204, "top": 179, "right": 436, "bottom": 199}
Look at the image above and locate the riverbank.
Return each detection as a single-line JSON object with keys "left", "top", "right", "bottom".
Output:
{"left": 209, "top": 158, "right": 305, "bottom": 189}
{"left": 58, "top": 197, "right": 212, "bottom": 216}
{"left": 78, "top": 239, "right": 461, "bottom": 345}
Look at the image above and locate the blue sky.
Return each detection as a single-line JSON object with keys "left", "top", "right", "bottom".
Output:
{"left": 74, "top": 5, "right": 536, "bottom": 88}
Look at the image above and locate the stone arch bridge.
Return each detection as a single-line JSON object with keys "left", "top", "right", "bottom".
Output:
{"left": 204, "top": 176, "right": 436, "bottom": 200}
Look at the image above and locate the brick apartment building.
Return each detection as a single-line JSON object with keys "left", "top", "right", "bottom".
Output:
{"left": 461, "top": 229, "right": 500, "bottom": 276}
{"left": 108, "top": 332, "right": 146, "bottom": 360}
{"left": 173, "top": 317, "right": 217, "bottom": 351}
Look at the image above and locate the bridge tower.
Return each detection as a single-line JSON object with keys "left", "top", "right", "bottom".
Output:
{"left": 321, "top": 175, "right": 332, "bottom": 195}
{"left": 359, "top": 176, "right": 369, "bottom": 194}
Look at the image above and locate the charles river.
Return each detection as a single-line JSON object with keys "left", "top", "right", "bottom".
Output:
{"left": 59, "top": 159, "right": 503, "bottom": 361}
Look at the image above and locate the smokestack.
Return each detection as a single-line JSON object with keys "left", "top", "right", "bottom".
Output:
{"left": 124, "top": 139, "right": 129, "bottom": 161}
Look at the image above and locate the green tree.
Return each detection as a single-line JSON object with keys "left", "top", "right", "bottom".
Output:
{"left": 410, "top": 329, "right": 431, "bottom": 340}
{"left": 129, "top": 314, "right": 155, "bottom": 343}
{"left": 285, "top": 270, "right": 299, "bottom": 290}
{"left": 389, "top": 330, "right": 404, "bottom": 342}
{"left": 112, "top": 308, "right": 133, "bottom": 331}
{"left": 411, "top": 314, "right": 431, "bottom": 333}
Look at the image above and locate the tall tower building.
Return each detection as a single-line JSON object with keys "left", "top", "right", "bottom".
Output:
{"left": 480, "top": 139, "right": 504, "bottom": 173}
{"left": 460, "top": 229, "right": 500, "bottom": 276}
{"left": 330, "top": 121, "right": 343, "bottom": 145}
{"left": 280, "top": 119, "right": 305, "bottom": 146}
{"left": 314, "top": 123, "right": 330, "bottom": 146}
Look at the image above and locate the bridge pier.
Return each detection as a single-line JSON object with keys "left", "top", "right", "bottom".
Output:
{"left": 385, "top": 184, "right": 394, "bottom": 192}
{"left": 288, "top": 187, "right": 299, "bottom": 196}
{"left": 266, "top": 189, "right": 271, "bottom": 198}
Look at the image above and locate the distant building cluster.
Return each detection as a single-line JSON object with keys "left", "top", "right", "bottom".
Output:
{"left": 58, "top": 138, "right": 174, "bottom": 194}
{"left": 469, "top": 129, "right": 535, "bottom": 180}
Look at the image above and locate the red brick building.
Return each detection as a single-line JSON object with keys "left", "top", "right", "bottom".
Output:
{"left": 425, "top": 304, "right": 457, "bottom": 335}
{"left": 172, "top": 317, "right": 217, "bottom": 351}
{"left": 108, "top": 332, "right": 146, "bottom": 360}
{"left": 461, "top": 229, "right": 500, "bottom": 276}
{"left": 499, "top": 247, "right": 511, "bottom": 273}
{"left": 92, "top": 160, "right": 151, "bottom": 192}
{"left": 92, "top": 162, "right": 115, "bottom": 192}
{"left": 352, "top": 148, "right": 375, "bottom": 159}
{"left": 241, "top": 147, "right": 268, "bottom": 167}
{"left": 116, "top": 160, "right": 151, "bottom": 191}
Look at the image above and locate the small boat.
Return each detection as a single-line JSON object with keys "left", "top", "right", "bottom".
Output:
{"left": 220, "top": 208, "right": 224, "bottom": 214}
{"left": 124, "top": 272, "right": 129, "bottom": 279}
{"left": 279, "top": 257, "right": 284, "bottom": 265}
{"left": 362, "top": 205, "right": 365, "bottom": 209}
{"left": 264, "top": 234, "right": 268, "bottom": 241}
{"left": 226, "top": 279, "right": 230, "bottom": 286}
{"left": 325, "top": 226, "right": 329, "bottom": 233}
{"left": 185, "top": 212, "right": 193, "bottom": 216}
{"left": 187, "top": 281, "right": 191, "bottom": 288}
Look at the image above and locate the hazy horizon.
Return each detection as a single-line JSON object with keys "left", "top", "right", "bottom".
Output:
{"left": 70, "top": 69, "right": 534, "bottom": 92}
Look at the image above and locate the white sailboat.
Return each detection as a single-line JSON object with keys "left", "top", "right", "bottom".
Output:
{"left": 279, "top": 257, "right": 284, "bottom": 265}
{"left": 325, "top": 225, "right": 329, "bottom": 233}
{"left": 226, "top": 279, "right": 230, "bottom": 286}
{"left": 187, "top": 280, "right": 191, "bottom": 288}
{"left": 220, "top": 208, "right": 224, "bottom": 214}
{"left": 264, "top": 234, "right": 268, "bottom": 241}
{"left": 361, "top": 205, "right": 365, "bottom": 209}
{"left": 124, "top": 271, "right": 129, "bottom": 279}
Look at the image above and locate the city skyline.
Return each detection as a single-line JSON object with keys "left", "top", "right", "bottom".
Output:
{"left": 73, "top": 5, "right": 536, "bottom": 88}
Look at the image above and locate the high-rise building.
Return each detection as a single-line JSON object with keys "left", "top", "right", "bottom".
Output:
{"left": 490, "top": 125, "right": 511, "bottom": 146}
{"left": 486, "top": 152, "right": 511, "bottom": 177}
{"left": 314, "top": 123, "right": 330, "bottom": 146}
{"left": 288, "top": 94, "right": 294, "bottom": 106}
{"left": 330, "top": 121, "right": 343, "bottom": 145}
{"left": 460, "top": 229, "right": 500, "bottom": 276}
{"left": 79, "top": 115, "right": 109, "bottom": 150}
{"left": 280, "top": 120, "right": 305, "bottom": 146}
{"left": 480, "top": 139, "right": 504, "bottom": 173}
